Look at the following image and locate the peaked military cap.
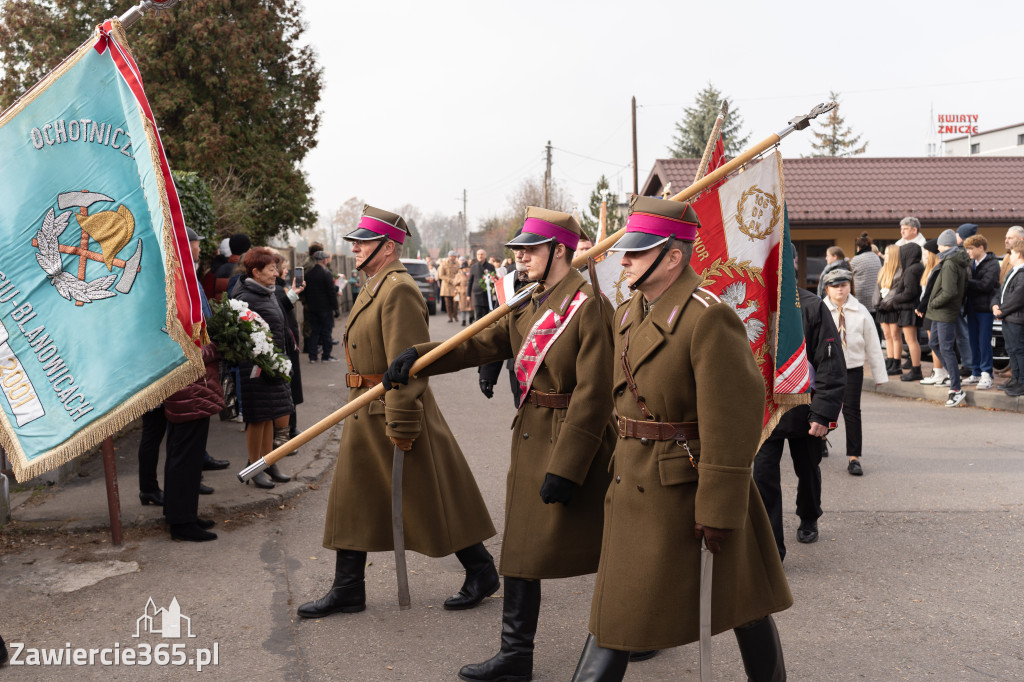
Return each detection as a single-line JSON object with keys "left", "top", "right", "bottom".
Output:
{"left": 609, "top": 195, "right": 700, "bottom": 252}
{"left": 343, "top": 205, "right": 411, "bottom": 244}
{"left": 505, "top": 206, "right": 582, "bottom": 251}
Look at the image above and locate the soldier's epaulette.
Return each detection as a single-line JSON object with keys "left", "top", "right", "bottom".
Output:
{"left": 690, "top": 287, "right": 722, "bottom": 309}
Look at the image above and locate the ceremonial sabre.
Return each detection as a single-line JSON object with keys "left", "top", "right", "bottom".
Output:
{"left": 238, "top": 102, "right": 836, "bottom": 483}
{"left": 392, "top": 444, "right": 411, "bottom": 609}
{"left": 699, "top": 538, "right": 713, "bottom": 682}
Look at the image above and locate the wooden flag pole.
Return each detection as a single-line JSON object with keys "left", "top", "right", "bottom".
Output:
{"left": 570, "top": 101, "right": 836, "bottom": 270}
{"left": 239, "top": 282, "right": 540, "bottom": 480}
{"left": 239, "top": 102, "right": 838, "bottom": 482}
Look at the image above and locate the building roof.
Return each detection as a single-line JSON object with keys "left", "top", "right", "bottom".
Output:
{"left": 642, "top": 156, "right": 1024, "bottom": 225}
{"left": 946, "top": 121, "right": 1024, "bottom": 143}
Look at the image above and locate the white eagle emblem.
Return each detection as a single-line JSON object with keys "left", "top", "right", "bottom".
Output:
{"left": 719, "top": 281, "right": 765, "bottom": 343}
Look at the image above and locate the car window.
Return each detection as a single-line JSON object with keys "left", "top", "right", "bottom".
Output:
{"left": 404, "top": 263, "right": 428, "bottom": 276}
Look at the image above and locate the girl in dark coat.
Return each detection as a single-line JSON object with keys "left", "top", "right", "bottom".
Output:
{"left": 878, "top": 243, "right": 924, "bottom": 380}
{"left": 230, "top": 247, "right": 294, "bottom": 488}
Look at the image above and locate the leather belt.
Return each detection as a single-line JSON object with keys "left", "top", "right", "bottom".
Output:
{"left": 617, "top": 416, "right": 698, "bottom": 442}
{"left": 346, "top": 372, "right": 383, "bottom": 389}
{"left": 525, "top": 390, "right": 572, "bottom": 409}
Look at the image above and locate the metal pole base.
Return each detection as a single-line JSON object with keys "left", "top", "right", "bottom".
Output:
{"left": 238, "top": 458, "right": 268, "bottom": 483}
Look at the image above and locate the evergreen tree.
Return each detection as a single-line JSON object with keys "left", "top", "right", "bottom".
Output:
{"left": 808, "top": 90, "right": 867, "bottom": 157}
{"left": 0, "top": 0, "right": 324, "bottom": 245}
{"left": 668, "top": 83, "right": 749, "bottom": 157}
{"left": 580, "top": 175, "right": 624, "bottom": 240}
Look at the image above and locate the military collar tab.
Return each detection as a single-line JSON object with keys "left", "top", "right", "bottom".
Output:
{"left": 362, "top": 260, "right": 406, "bottom": 298}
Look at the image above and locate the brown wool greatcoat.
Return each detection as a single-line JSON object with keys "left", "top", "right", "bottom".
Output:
{"left": 322, "top": 260, "right": 496, "bottom": 557}
{"left": 438, "top": 258, "right": 460, "bottom": 298}
{"left": 416, "top": 269, "right": 615, "bottom": 579}
{"left": 589, "top": 267, "right": 792, "bottom": 651}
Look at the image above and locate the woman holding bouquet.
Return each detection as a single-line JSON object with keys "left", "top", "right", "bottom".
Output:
{"left": 230, "top": 247, "right": 294, "bottom": 489}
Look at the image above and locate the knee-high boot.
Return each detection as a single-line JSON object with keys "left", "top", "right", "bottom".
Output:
{"left": 457, "top": 578, "right": 540, "bottom": 682}
{"left": 734, "top": 615, "right": 786, "bottom": 682}
{"left": 266, "top": 427, "right": 291, "bottom": 482}
{"left": 297, "top": 550, "right": 366, "bottom": 618}
{"left": 569, "top": 634, "right": 630, "bottom": 682}
{"left": 444, "top": 542, "right": 500, "bottom": 610}
{"left": 287, "top": 412, "right": 300, "bottom": 455}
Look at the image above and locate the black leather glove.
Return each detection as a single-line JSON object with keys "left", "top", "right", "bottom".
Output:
{"left": 382, "top": 347, "right": 419, "bottom": 390}
{"left": 479, "top": 379, "right": 494, "bottom": 399}
{"left": 539, "top": 473, "right": 576, "bottom": 505}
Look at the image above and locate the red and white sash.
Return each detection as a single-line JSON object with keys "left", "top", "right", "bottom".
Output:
{"left": 513, "top": 290, "right": 588, "bottom": 404}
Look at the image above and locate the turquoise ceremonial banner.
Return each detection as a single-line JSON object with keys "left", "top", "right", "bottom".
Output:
{"left": 0, "top": 25, "right": 203, "bottom": 482}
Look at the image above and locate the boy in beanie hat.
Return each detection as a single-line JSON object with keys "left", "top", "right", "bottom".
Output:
{"left": 926, "top": 230, "right": 970, "bottom": 406}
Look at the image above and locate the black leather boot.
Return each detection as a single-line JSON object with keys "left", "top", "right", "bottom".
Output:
{"left": 444, "top": 542, "right": 500, "bottom": 610}
{"left": 297, "top": 550, "right": 367, "bottom": 618}
{"left": 458, "top": 578, "right": 540, "bottom": 682}
{"left": 569, "top": 634, "right": 629, "bottom": 682}
{"left": 734, "top": 615, "right": 786, "bottom": 682}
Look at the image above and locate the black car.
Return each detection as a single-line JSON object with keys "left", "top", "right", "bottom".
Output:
{"left": 400, "top": 258, "right": 437, "bottom": 315}
{"left": 992, "top": 317, "right": 1009, "bottom": 371}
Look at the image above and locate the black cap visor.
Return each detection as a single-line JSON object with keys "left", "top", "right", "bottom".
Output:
{"left": 343, "top": 227, "right": 389, "bottom": 242}
{"left": 607, "top": 231, "right": 669, "bottom": 253}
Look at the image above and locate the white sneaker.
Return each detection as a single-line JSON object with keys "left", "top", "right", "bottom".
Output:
{"left": 921, "top": 368, "right": 949, "bottom": 385}
{"left": 945, "top": 390, "right": 966, "bottom": 407}
{"left": 962, "top": 374, "right": 980, "bottom": 385}
{"left": 977, "top": 372, "right": 993, "bottom": 390}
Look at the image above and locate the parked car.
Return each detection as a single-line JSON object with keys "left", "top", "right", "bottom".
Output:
{"left": 992, "top": 317, "right": 1009, "bottom": 371}
{"left": 400, "top": 258, "right": 437, "bottom": 315}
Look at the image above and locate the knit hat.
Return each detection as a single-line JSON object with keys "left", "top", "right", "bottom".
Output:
{"left": 923, "top": 238, "right": 939, "bottom": 255}
{"left": 229, "top": 233, "right": 251, "bottom": 255}
{"left": 956, "top": 223, "right": 979, "bottom": 241}
{"left": 185, "top": 226, "right": 201, "bottom": 242}
{"left": 937, "top": 229, "right": 958, "bottom": 247}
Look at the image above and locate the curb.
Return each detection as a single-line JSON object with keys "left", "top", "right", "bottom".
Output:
{"left": 863, "top": 373, "right": 1024, "bottom": 412}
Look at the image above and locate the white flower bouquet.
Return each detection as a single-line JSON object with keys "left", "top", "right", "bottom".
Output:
{"left": 208, "top": 298, "right": 292, "bottom": 381}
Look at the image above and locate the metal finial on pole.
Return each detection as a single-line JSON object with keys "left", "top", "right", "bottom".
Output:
{"left": 119, "top": 0, "right": 182, "bottom": 29}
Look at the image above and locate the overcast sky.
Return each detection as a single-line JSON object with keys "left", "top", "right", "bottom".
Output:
{"left": 300, "top": 0, "right": 1022, "bottom": 231}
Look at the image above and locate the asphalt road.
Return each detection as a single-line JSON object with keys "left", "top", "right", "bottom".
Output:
{"left": 1, "top": 310, "right": 1023, "bottom": 680}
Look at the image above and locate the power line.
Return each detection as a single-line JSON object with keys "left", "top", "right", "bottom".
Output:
{"left": 551, "top": 145, "right": 628, "bottom": 168}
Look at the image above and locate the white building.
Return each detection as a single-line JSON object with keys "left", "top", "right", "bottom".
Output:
{"left": 945, "top": 122, "right": 1024, "bottom": 157}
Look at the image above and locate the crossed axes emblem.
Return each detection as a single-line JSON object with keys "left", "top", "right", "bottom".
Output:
{"left": 32, "top": 190, "right": 143, "bottom": 306}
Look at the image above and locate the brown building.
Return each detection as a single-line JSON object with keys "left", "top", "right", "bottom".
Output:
{"left": 642, "top": 156, "right": 1024, "bottom": 289}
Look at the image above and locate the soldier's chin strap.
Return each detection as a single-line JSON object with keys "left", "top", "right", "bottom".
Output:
{"left": 628, "top": 233, "right": 675, "bottom": 291}
{"left": 356, "top": 238, "right": 389, "bottom": 272}
{"left": 539, "top": 241, "right": 558, "bottom": 285}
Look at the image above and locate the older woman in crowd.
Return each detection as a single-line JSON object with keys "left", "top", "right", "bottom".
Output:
{"left": 822, "top": 269, "right": 887, "bottom": 476}
{"left": 230, "top": 247, "right": 294, "bottom": 489}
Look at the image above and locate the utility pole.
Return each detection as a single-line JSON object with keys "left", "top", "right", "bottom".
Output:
{"left": 463, "top": 189, "right": 469, "bottom": 254}
{"left": 631, "top": 96, "right": 639, "bottom": 195}
{"left": 543, "top": 140, "right": 552, "bottom": 207}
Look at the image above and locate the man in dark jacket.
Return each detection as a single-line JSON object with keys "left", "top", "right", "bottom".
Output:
{"left": 304, "top": 251, "right": 339, "bottom": 363}
{"left": 754, "top": 287, "right": 846, "bottom": 560}
{"left": 469, "top": 249, "right": 496, "bottom": 322}
{"left": 926, "top": 230, "right": 970, "bottom": 407}
{"left": 962, "top": 235, "right": 1000, "bottom": 390}
{"left": 994, "top": 241, "right": 1024, "bottom": 396}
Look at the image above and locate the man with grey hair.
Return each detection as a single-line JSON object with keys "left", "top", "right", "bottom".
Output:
{"left": 896, "top": 217, "right": 927, "bottom": 254}
{"left": 1001, "top": 226, "right": 1024, "bottom": 284}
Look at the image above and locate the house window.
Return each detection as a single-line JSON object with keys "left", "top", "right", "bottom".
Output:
{"left": 1018, "top": 133, "right": 1024, "bottom": 146}
{"left": 970, "top": 143, "right": 980, "bottom": 155}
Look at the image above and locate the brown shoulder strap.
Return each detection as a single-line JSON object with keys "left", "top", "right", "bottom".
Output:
{"left": 620, "top": 328, "right": 655, "bottom": 420}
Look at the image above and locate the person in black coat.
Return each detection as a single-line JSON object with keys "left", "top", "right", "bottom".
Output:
{"left": 468, "top": 249, "right": 496, "bottom": 322}
{"left": 878, "top": 242, "right": 925, "bottom": 381}
{"left": 753, "top": 287, "right": 846, "bottom": 560}
{"left": 275, "top": 258, "right": 305, "bottom": 448}
{"left": 994, "top": 241, "right": 1024, "bottom": 396}
{"left": 963, "top": 235, "right": 1001, "bottom": 388}
{"left": 230, "top": 247, "right": 294, "bottom": 489}
{"left": 304, "top": 251, "right": 340, "bottom": 362}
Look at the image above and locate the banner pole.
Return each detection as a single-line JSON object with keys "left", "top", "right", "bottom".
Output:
{"left": 118, "top": 1, "right": 182, "bottom": 30}
{"left": 101, "top": 437, "right": 123, "bottom": 546}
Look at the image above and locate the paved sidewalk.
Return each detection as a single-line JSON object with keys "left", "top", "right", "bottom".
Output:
{"left": 4, "top": 343, "right": 351, "bottom": 534}
{"left": 863, "top": 361, "right": 1023, "bottom": 412}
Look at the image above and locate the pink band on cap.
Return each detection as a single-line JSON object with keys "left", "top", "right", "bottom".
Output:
{"left": 523, "top": 217, "right": 580, "bottom": 251}
{"left": 626, "top": 212, "right": 697, "bottom": 241}
{"left": 358, "top": 215, "right": 406, "bottom": 244}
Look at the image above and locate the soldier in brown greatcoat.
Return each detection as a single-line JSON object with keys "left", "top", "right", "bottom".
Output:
{"left": 384, "top": 208, "right": 616, "bottom": 682}
{"left": 569, "top": 196, "right": 792, "bottom": 682}
{"left": 297, "top": 205, "right": 498, "bottom": 619}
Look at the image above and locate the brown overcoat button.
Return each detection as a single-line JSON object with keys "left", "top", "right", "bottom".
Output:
{"left": 523, "top": 433, "right": 529, "bottom": 439}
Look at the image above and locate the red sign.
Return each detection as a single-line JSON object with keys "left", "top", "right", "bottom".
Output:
{"left": 938, "top": 114, "right": 979, "bottom": 135}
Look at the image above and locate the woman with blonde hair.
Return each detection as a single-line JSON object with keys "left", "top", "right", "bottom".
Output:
{"left": 916, "top": 240, "right": 949, "bottom": 384}
{"left": 874, "top": 244, "right": 903, "bottom": 375}
{"left": 877, "top": 243, "right": 925, "bottom": 380}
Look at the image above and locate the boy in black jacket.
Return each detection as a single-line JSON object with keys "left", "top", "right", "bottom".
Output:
{"left": 963, "top": 235, "right": 1001, "bottom": 389}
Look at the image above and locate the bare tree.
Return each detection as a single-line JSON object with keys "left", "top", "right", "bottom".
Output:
{"left": 507, "top": 174, "right": 574, "bottom": 221}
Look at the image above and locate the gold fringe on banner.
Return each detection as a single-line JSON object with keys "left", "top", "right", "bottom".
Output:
{"left": 4, "top": 22, "right": 204, "bottom": 482}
